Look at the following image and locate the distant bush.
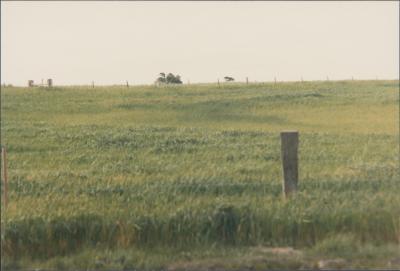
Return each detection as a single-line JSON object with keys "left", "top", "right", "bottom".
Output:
{"left": 156, "top": 72, "right": 182, "bottom": 84}
{"left": 224, "top": 76, "right": 235, "bottom": 82}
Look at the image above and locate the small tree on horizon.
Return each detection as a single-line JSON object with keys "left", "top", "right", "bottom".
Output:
{"left": 156, "top": 73, "right": 166, "bottom": 84}
{"left": 156, "top": 72, "right": 182, "bottom": 84}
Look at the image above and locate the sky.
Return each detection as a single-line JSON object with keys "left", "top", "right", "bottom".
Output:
{"left": 1, "top": 1, "right": 399, "bottom": 86}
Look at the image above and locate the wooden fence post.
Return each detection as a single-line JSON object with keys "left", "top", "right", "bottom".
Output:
{"left": 2, "top": 146, "right": 8, "bottom": 208}
{"left": 246, "top": 77, "right": 249, "bottom": 84}
{"left": 280, "top": 131, "right": 299, "bottom": 197}
{"left": 126, "top": 81, "right": 129, "bottom": 88}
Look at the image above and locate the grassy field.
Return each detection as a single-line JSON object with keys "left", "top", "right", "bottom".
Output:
{"left": 1, "top": 80, "right": 399, "bottom": 270}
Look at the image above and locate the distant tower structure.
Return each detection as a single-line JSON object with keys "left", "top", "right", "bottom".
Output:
{"left": 28, "top": 80, "right": 34, "bottom": 87}
{"left": 47, "top": 79, "right": 53, "bottom": 87}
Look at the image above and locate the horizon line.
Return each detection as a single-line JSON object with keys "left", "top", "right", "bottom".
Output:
{"left": 2, "top": 78, "right": 400, "bottom": 88}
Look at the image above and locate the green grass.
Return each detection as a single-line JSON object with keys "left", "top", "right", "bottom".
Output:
{"left": 1, "top": 80, "right": 399, "bottom": 269}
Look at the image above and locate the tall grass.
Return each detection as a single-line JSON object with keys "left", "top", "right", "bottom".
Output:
{"left": 1, "top": 80, "right": 399, "bottom": 263}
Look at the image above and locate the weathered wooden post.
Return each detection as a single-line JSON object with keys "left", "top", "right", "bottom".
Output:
{"left": 246, "top": 77, "right": 249, "bottom": 84}
{"left": 28, "top": 80, "right": 34, "bottom": 87}
{"left": 280, "top": 131, "right": 299, "bottom": 197}
{"left": 126, "top": 81, "right": 129, "bottom": 88}
{"left": 2, "top": 146, "right": 8, "bottom": 208}
{"left": 47, "top": 78, "right": 53, "bottom": 87}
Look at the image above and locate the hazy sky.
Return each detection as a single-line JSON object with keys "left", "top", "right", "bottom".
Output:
{"left": 1, "top": 1, "right": 399, "bottom": 86}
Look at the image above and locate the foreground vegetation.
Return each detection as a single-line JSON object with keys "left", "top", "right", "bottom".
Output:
{"left": 1, "top": 80, "right": 399, "bottom": 269}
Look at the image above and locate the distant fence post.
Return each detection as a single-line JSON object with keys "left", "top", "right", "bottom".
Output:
{"left": 47, "top": 79, "right": 53, "bottom": 87}
{"left": 126, "top": 81, "right": 129, "bottom": 88}
{"left": 280, "top": 131, "right": 299, "bottom": 197}
{"left": 92, "top": 81, "right": 95, "bottom": 88}
{"left": 2, "top": 146, "right": 8, "bottom": 208}
{"left": 246, "top": 77, "right": 249, "bottom": 84}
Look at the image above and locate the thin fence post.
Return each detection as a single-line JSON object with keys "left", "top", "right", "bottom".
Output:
{"left": 280, "top": 131, "right": 299, "bottom": 197}
{"left": 246, "top": 77, "right": 248, "bottom": 84}
{"left": 92, "top": 81, "right": 95, "bottom": 88}
{"left": 126, "top": 81, "right": 129, "bottom": 88}
{"left": 2, "top": 146, "right": 8, "bottom": 208}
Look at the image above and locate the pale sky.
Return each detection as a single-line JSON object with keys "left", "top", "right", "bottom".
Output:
{"left": 1, "top": 1, "right": 399, "bottom": 86}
